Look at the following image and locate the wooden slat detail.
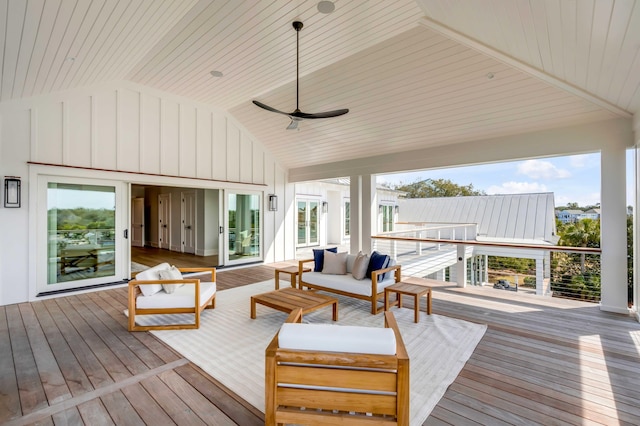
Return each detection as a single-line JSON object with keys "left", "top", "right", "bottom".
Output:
{"left": 30, "top": 301, "right": 94, "bottom": 396}
{"left": 6, "top": 304, "right": 49, "bottom": 415}
{"left": 51, "top": 407, "right": 82, "bottom": 426}
{"left": 276, "top": 407, "right": 397, "bottom": 426}
{"left": 0, "top": 306, "right": 21, "bottom": 422}
{"left": 119, "top": 383, "right": 173, "bottom": 425}
{"left": 140, "top": 375, "right": 207, "bottom": 425}
{"left": 99, "top": 391, "right": 145, "bottom": 426}
{"left": 42, "top": 299, "right": 114, "bottom": 390}
{"left": 158, "top": 369, "right": 237, "bottom": 426}
{"left": 277, "top": 350, "right": 398, "bottom": 370}
{"left": 277, "top": 365, "right": 397, "bottom": 392}
{"left": 276, "top": 388, "right": 397, "bottom": 416}
{"left": 17, "top": 303, "right": 71, "bottom": 406}
{"left": 76, "top": 398, "right": 113, "bottom": 425}
{"left": 174, "top": 364, "right": 264, "bottom": 426}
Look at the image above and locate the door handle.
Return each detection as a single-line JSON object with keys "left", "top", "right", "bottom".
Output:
{"left": 186, "top": 225, "right": 192, "bottom": 230}
{"left": 219, "top": 226, "right": 224, "bottom": 234}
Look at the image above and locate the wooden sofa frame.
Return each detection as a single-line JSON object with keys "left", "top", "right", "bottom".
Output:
{"left": 128, "top": 267, "right": 216, "bottom": 331}
{"left": 265, "top": 308, "right": 410, "bottom": 425}
{"left": 298, "top": 258, "right": 402, "bottom": 314}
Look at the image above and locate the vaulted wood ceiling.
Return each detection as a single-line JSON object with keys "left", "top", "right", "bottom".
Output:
{"left": 1, "top": 0, "right": 637, "bottom": 171}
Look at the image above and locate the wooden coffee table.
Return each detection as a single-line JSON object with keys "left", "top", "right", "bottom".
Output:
{"left": 384, "top": 278, "right": 432, "bottom": 323}
{"left": 251, "top": 287, "right": 338, "bottom": 321}
{"left": 274, "top": 265, "right": 311, "bottom": 289}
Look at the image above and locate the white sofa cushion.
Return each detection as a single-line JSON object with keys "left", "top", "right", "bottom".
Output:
{"left": 159, "top": 266, "right": 184, "bottom": 294}
{"left": 136, "top": 282, "right": 216, "bottom": 309}
{"left": 135, "top": 262, "right": 171, "bottom": 296}
{"left": 322, "top": 251, "right": 347, "bottom": 275}
{"left": 351, "top": 252, "right": 369, "bottom": 280}
{"left": 278, "top": 323, "right": 396, "bottom": 355}
{"left": 302, "top": 271, "right": 395, "bottom": 296}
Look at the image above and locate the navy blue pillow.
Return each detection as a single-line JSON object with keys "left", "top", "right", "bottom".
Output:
{"left": 366, "top": 251, "right": 390, "bottom": 279}
{"left": 313, "top": 247, "right": 338, "bottom": 272}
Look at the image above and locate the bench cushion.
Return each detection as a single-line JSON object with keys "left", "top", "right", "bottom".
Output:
{"left": 136, "top": 282, "right": 216, "bottom": 309}
{"left": 278, "top": 323, "right": 396, "bottom": 355}
{"left": 302, "top": 272, "right": 395, "bottom": 296}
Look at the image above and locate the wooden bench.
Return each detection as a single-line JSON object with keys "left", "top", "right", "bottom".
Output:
{"left": 265, "top": 308, "right": 409, "bottom": 425}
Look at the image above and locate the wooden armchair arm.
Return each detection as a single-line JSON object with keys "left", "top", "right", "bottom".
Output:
{"left": 178, "top": 267, "right": 216, "bottom": 282}
{"left": 298, "top": 258, "right": 314, "bottom": 275}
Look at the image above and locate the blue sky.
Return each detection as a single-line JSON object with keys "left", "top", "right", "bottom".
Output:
{"left": 378, "top": 151, "right": 637, "bottom": 208}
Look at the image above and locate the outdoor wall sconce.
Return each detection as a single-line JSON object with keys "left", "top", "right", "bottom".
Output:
{"left": 395, "top": 205, "right": 399, "bottom": 214}
{"left": 4, "top": 176, "right": 21, "bottom": 208}
{"left": 322, "top": 201, "right": 328, "bottom": 213}
{"left": 268, "top": 194, "right": 278, "bottom": 211}
{"left": 378, "top": 204, "right": 384, "bottom": 213}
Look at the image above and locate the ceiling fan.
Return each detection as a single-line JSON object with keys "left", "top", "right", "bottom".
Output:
{"left": 253, "top": 21, "right": 349, "bottom": 130}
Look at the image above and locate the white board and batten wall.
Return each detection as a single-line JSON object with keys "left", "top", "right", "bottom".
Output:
{"left": 0, "top": 81, "right": 293, "bottom": 305}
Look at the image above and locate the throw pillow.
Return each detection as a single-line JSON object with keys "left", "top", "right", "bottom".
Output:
{"left": 159, "top": 265, "right": 184, "bottom": 294}
{"left": 313, "top": 247, "right": 338, "bottom": 272}
{"left": 366, "top": 251, "right": 390, "bottom": 279}
{"left": 351, "top": 252, "right": 369, "bottom": 280}
{"left": 322, "top": 251, "right": 348, "bottom": 275}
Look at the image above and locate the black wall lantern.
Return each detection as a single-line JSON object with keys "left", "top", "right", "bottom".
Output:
{"left": 4, "top": 177, "right": 21, "bottom": 208}
{"left": 268, "top": 194, "right": 278, "bottom": 211}
{"left": 322, "top": 201, "right": 328, "bottom": 213}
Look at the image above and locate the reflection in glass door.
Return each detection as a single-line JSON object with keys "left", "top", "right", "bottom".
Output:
{"left": 42, "top": 181, "right": 121, "bottom": 292}
{"left": 297, "top": 199, "right": 319, "bottom": 247}
{"left": 226, "top": 192, "right": 261, "bottom": 264}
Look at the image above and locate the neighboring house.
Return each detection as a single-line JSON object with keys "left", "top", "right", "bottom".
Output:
{"left": 294, "top": 178, "right": 404, "bottom": 249}
{"left": 556, "top": 209, "right": 601, "bottom": 223}
{"left": 396, "top": 193, "right": 558, "bottom": 294}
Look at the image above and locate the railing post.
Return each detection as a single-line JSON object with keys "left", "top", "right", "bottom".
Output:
{"left": 456, "top": 244, "right": 467, "bottom": 288}
{"left": 416, "top": 230, "right": 422, "bottom": 255}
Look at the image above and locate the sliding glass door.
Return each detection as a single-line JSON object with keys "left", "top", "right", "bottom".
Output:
{"left": 225, "top": 191, "right": 261, "bottom": 265}
{"left": 296, "top": 199, "right": 320, "bottom": 248}
{"left": 37, "top": 176, "right": 126, "bottom": 294}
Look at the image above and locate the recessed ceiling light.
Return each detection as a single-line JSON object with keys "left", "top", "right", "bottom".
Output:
{"left": 210, "top": 70, "right": 223, "bottom": 78}
{"left": 317, "top": 1, "right": 335, "bottom": 14}
{"left": 486, "top": 72, "right": 495, "bottom": 80}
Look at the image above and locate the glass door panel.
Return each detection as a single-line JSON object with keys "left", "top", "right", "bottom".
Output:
{"left": 309, "top": 201, "right": 319, "bottom": 244}
{"left": 226, "top": 192, "right": 261, "bottom": 265}
{"left": 296, "top": 199, "right": 320, "bottom": 247}
{"left": 38, "top": 177, "right": 125, "bottom": 294}
{"left": 297, "top": 201, "right": 307, "bottom": 245}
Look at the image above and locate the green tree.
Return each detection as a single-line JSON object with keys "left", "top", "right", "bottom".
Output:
{"left": 558, "top": 218, "right": 600, "bottom": 273}
{"left": 393, "top": 178, "right": 485, "bottom": 198}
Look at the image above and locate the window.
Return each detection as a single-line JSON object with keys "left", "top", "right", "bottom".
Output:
{"left": 382, "top": 205, "right": 394, "bottom": 232}
{"left": 344, "top": 201, "right": 350, "bottom": 236}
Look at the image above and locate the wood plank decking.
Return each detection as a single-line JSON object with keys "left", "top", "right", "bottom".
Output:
{"left": 2, "top": 265, "right": 640, "bottom": 425}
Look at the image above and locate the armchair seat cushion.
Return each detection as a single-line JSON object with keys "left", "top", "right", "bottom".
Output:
{"left": 279, "top": 323, "right": 396, "bottom": 355}
{"left": 135, "top": 282, "right": 216, "bottom": 309}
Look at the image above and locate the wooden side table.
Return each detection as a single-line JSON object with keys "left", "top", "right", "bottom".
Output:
{"left": 384, "top": 280, "right": 432, "bottom": 323}
{"left": 274, "top": 265, "right": 311, "bottom": 289}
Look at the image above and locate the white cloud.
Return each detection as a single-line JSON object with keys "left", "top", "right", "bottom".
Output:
{"left": 487, "top": 181, "right": 548, "bottom": 194}
{"left": 569, "top": 154, "right": 589, "bottom": 168}
{"left": 517, "top": 159, "right": 571, "bottom": 179}
{"left": 556, "top": 192, "right": 600, "bottom": 207}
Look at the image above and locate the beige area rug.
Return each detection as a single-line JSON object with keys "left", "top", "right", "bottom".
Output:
{"left": 133, "top": 281, "right": 487, "bottom": 425}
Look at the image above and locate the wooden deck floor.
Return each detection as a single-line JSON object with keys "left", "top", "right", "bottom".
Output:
{"left": 2, "top": 265, "right": 640, "bottom": 425}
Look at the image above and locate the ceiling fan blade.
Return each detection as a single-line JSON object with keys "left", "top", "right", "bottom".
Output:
{"left": 286, "top": 119, "right": 299, "bottom": 130}
{"left": 252, "top": 100, "right": 290, "bottom": 116}
{"left": 291, "top": 108, "right": 349, "bottom": 119}
{"left": 253, "top": 21, "right": 349, "bottom": 127}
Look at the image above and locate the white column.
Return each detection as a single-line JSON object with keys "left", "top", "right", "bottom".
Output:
{"left": 600, "top": 141, "right": 629, "bottom": 313}
{"left": 361, "top": 174, "right": 376, "bottom": 253}
{"left": 349, "top": 175, "right": 362, "bottom": 254}
{"left": 634, "top": 114, "right": 640, "bottom": 321}
{"left": 456, "top": 244, "right": 467, "bottom": 287}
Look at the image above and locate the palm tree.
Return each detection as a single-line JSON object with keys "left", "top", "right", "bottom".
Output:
{"left": 559, "top": 218, "right": 600, "bottom": 273}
